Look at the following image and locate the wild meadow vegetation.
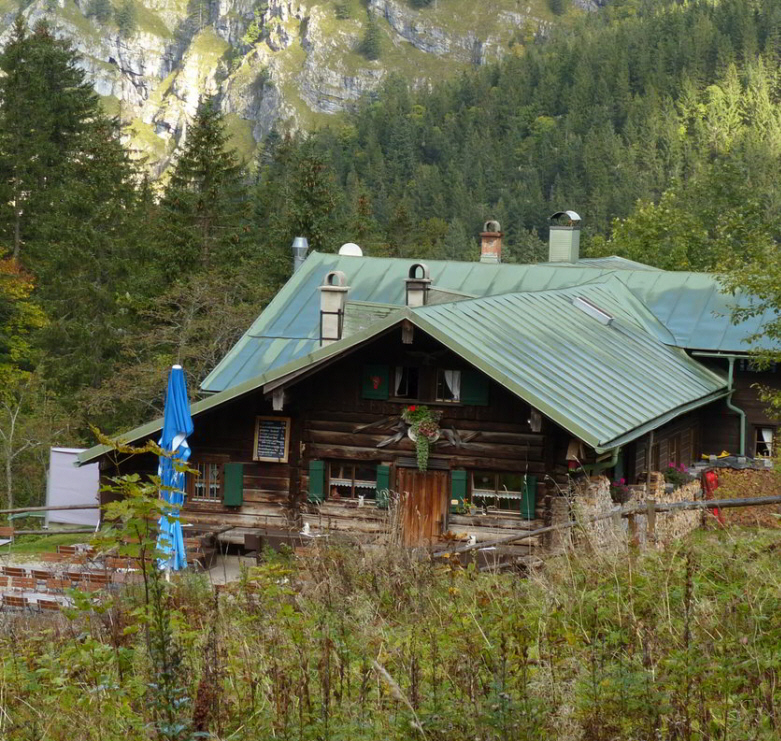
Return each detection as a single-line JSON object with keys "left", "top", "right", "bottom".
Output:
{"left": 1, "top": 485, "right": 780, "bottom": 741}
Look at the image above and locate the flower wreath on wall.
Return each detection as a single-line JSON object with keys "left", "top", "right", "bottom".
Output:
{"left": 402, "top": 405, "right": 442, "bottom": 471}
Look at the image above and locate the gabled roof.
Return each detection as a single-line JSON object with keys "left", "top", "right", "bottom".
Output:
{"left": 411, "top": 280, "right": 727, "bottom": 451}
{"left": 78, "top": 279, "right": 728, "bottom": 465}
{"left": 201, "top": 252, "right": 778, "bottom": 394}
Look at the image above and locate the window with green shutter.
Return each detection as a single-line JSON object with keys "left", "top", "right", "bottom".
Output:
{"left": 362, "top": 364, "right": 390, "bottom": 400}
{"left": 460, "top": 369, "right": 489, "bottom": 406}
{"left": 308, "top": 460, "right": 326, "bottom": 503}
{"left": 451, "top": 470, "right": 467, "bottom": 513}
{"left": 222, "top": 463, "right": 244, "bottom": 507}
{"left": 375, "top": 464, "right": 391, "bottom": 509}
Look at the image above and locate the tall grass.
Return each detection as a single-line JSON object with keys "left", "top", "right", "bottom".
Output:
{"left": 1, "top": 527, "right": 780, "bottom": 740}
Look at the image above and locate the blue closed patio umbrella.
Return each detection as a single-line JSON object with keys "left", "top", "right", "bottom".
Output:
{"left": 157, "top": 364, "right": 194, "bottom": 572}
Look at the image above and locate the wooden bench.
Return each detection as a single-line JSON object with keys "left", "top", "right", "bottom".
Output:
{"left": 31, "top": 569, "right": 53, "bottom": 582}
{"left": 38, "top": 599, "right": 61, "bottom": 612}
{"left": 11, "top": 577, "right": 36, "bottom": 591}
{"left": 0, "top": 525, "right": 14, "bottom": 547}
{"left": 84, "top": 572, "right": 111, "bottom": 585}
{"left": 42, "top": 552, "right": 67, "bottom": 564}
{"left": 2, "top": 566, "right": 26, "bottom": 578}
{"left": 3, "top": 595, "right": 28, "bottom": 609}
{"left": 46, "top": 578, "right": 70, "bottom": 592}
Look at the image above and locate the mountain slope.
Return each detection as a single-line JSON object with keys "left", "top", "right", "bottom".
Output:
{"left": 0, "top": 0, "right": 590, "bottom": 173}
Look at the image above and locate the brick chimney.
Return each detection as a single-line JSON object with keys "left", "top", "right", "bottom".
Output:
{"left": 480, "top": 220, "right": 503, "bottom": 264}
{"left": 319, "top": 271, "right": 348, "bottom": 346}
{"left": 549, "top": 211, "right": 582, "bottom": 262}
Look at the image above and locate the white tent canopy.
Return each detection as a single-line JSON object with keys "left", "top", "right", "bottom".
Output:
{"left": 45, "top": 448, "right": 100, "bottom": 528}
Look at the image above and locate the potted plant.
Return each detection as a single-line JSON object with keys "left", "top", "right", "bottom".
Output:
{"left": 401, "top": 405, "right": 442, "bottom": 471}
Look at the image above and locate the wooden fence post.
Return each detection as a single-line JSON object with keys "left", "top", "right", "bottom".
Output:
{"left": 646, "top": 498, "right": 657, "bottom": 545}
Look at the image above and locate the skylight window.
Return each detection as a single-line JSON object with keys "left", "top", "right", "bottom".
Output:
{"left": 573, "top": 296, "right": 614, "bottom": 326}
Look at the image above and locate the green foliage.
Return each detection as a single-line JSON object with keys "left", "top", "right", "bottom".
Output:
{"left": 2, "top": 529, "right": 781, "bottom": 737}
{"left": 333, "top": 1, "right": 351, "bottom": 20}
{"left": 409, "top": 0, "right": 434, "bottom": 7}
{"left": 271, "top": 0, "right": 781, "bottom": 261}
{"left": 115, "top": 0, "right": 137, "bottom": 38}
{"left": 359, "top": 11, "right": 382, "bottom": 61}
{"left": 548, "top": 0, "right": 568, "bottom": 15}
{"left": 242, "top": 7, "right": 265, "bottom": 46}
{"left": 86, "top": 0, "right": 112, "bottom": 23}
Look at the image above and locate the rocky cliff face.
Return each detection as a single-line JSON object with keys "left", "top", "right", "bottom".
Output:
{"left": 0, "top": 0, "right": 588, "bottom": 173}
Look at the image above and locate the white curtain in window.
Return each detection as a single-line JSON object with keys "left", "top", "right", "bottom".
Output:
{"left": 395, "top": 366, "right": 404, "bottom": 396}
{"left": 444, "top": 370, "right": 461, "bottom": 401}
{"left": 761, "top": 427, "right": 774, "bottom": 454}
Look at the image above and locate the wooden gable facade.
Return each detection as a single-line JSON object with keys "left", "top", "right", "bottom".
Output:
{"left": 104, "top": 322, "right": 578, "bottom": 549}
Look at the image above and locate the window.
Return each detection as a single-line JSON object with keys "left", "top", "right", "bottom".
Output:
{"left": 393, "top": 366, "right": 420, "bottom": 399}
{"left": 755, "top": 427, "right": 775, "bottom": 458}
{"left": 189, "top": 462, "right": 221, "bottom": 502}
{"left": 471, "top": 472, "right": 528, "bottom": 513}
{"left": 328, "top": 461, "right": 378, "bottom": 499}
{"left": 436, "top": 369, "right": 461, "bottom": 402}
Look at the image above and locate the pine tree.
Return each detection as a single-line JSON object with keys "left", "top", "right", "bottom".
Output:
{"left": 0, "top": 18, "right": 101, "bottom": 260}
{"left": 115, "top": 0, "right": 137, "bottom": 39}
{"left": 359, "top": 12, "right": 382, "bottom": 61}
{"left": 86, "top": 0, "right": 112, "bottom": 23}
{"left": 158, "top": 96, "right": 253, "bottom": 273}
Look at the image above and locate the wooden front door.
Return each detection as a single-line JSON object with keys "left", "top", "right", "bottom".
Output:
{"left": 396, "top": 468, "right": 449, "bottom": 547}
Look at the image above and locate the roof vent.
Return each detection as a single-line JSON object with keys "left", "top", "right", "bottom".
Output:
{"left": 480, "top": 220, "right": 503, "bottom": 264}
{"left": 405, "top": 263, "right": 431, "bottom": 308}
{"left": 338, "top": 242, "right": 363, "bottom": 256}
{"left": 549, "top": 211, "right": 582, "bottom": 263}
{"left": 573, "top": 296, "right": 613, "bottom": 326}
{"left": 291, "top": 236, "right": 309, "bottom": 273}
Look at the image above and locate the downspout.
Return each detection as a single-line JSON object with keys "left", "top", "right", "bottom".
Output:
{"left": 692, "top": 351, "right": 747, "bottom": 456}
{"left": 584, "top": 446, "right": 621, "bottom": 475}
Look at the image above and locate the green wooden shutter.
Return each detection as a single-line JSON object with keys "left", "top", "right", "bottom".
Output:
{"left": 451, "top": 470, "right": 468, "bottom": 513}
{"left": 375, "top": 464, "right": 391, "bottom": 509}
{"left": 460, "top": 369, "right": 489, "bottom": 406}
{"left": 362, "top": 364, "right": 390, "bottom": 400}
{"left": 223, "top": 463, "right": 244, "bottom": 507}
{"left": 521, "top": 475, "right": 537, "bottom": 520}
{"left": 308, "top": 460, "right": 326, "bottom": 503}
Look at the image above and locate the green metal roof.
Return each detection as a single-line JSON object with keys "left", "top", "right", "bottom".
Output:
{"left": 80, "top": 278, "right": 728, "bottom": 465}
{"left": 412, "top": 280, "right": 728, "bottom": 451}
{"left": 201, "top": 252, "right": 777, "bottom": 394}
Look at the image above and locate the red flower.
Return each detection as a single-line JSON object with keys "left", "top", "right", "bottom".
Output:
{"left": 408, "top": 405, "right": 417, "bottom": 412}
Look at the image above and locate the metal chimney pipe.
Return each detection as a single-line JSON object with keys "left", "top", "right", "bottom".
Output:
{"left": 292, "top": 236, "right": 309, "bottom": 273}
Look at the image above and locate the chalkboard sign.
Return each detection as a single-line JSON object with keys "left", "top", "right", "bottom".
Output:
{"left": 253, "top": 416, "right": 291, "bottom": 463}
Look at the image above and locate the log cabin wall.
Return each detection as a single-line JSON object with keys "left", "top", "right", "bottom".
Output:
{"left": 99, "top": 394, "right": 297, "bottom": 542}
{"left": 289, "top": 327, "right": 573, "bottom": 548}
{"left": 699, "top": 365, "right": 781, "bottom": 457}
{"left": 631, "top": 411, "right": 700, "bottom": 483}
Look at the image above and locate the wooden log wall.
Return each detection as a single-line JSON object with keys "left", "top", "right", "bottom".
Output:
{"left": 633, "top": 412, "right": 699, "bottom": 482}
{"left": 294, "top": 335, "right": 558, "bottom": 542}
{"left": 97, "top": 325, "right": 583, "bottom": 546}
{"left": 699, "top": 367, "right": 781, "bottom": 456}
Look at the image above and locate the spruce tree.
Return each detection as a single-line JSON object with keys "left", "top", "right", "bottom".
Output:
{"left": 0, "top": 18, "right": 149, "bottom": 404}
{"left": 157, "top": 96, "right": 253, "bottom": 273}
{"left": 0, "top": 18, "right": 100, "bottom": 260}
{"left": 115, "top": 0, "right": 137, "bottom": 38}
{"left": 359, "top": 13, "right": 382, "bottom": 61}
